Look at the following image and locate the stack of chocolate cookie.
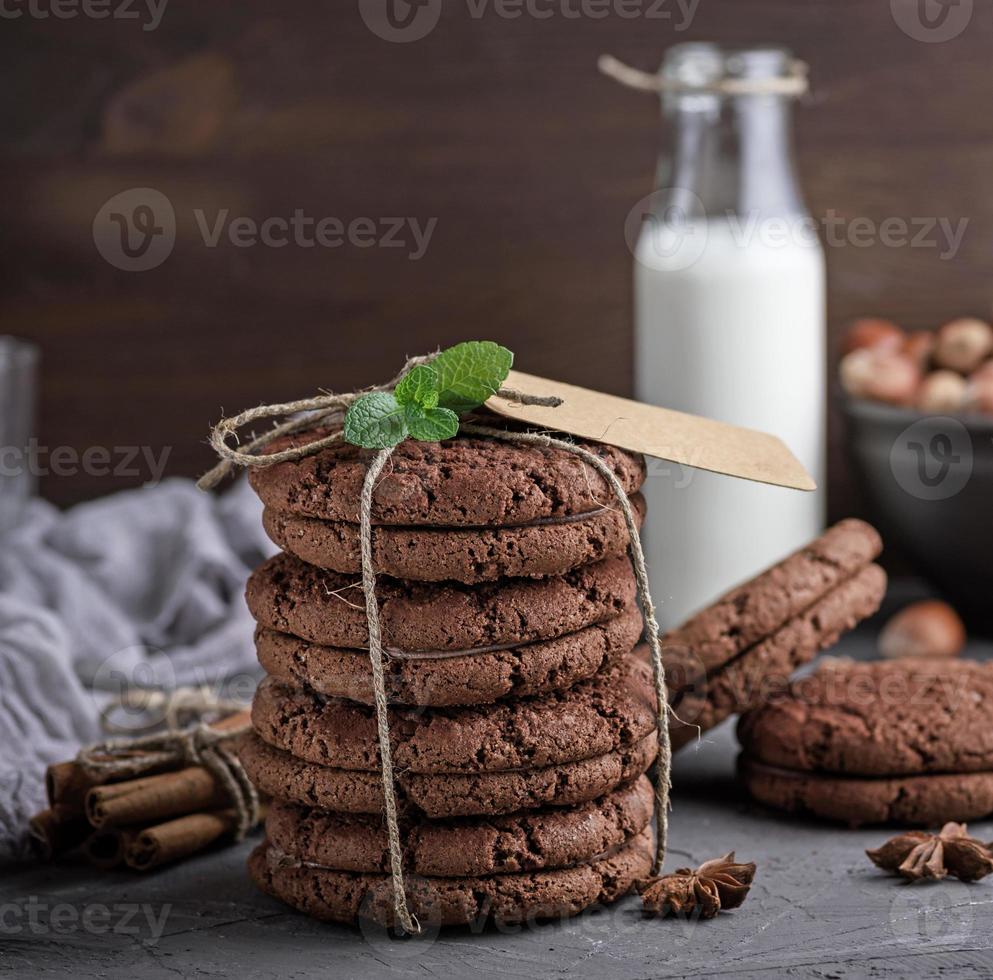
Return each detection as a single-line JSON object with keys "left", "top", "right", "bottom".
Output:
{"left": 663, "top": 519, "right": 887, "bottom": 750}
{"left": 238, "top": 431, "right": 659, "bottom": 927}
{"left": 738, "top": 657, "right": 993, "bottom": 826}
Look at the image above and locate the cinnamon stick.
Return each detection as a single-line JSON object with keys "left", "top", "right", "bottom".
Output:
{"left": 82, "top": 707, "right": 252, "bottom": 829}
{"left": 125, "top": 809, "right": 238, "bottom": 870}
{"left": 46, "top": 760, "right": 94, "bottom": 808}
{"left": 86, "top": 767, "right": 229, "bottom": 829}
{"left": 82, "top": 827, "right": 141, "bottom": 870}
{"left": 28, "top": 805, "right": 90, "bottom": 860}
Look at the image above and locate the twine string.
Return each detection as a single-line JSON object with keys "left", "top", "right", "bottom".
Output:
{"left": 196, "top": 354, "right": 434, "bottom": 492}
{"left": 598, "top": 53, "right": 810, "bottom": 98}
{"left": 359, "top": 446, "right": 420, "bottom": 935}
{"left": 76, "top": 720, "right": 260, "bottom": 840}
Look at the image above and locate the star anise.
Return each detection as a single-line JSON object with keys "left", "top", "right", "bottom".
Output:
{"left": 866, "top": 822, "right": 993, "bottom": 882}
{"left": 641, "top": 852, "right": 756, "bottom": 919}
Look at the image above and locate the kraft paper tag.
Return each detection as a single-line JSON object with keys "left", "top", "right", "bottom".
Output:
{"left": 487, "top": 371, "right": 816, "bottom": 491}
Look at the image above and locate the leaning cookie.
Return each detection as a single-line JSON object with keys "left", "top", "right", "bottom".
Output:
{"left": 669, "top": 563, "right": 887, "bottom": 750}
{"left": 264, "top": 777, "right": 653, "bottom": 877}
{"left": 248, "top": 827, "right": 653, "bottom": 928}
{"left": 238, "top": 732, "right": 657, "bottom": 818}
{"left": 262, "top": 494, "right": 644, "bottom": 583}
{"left": 739, "top": 757, "right": 993, "bottom": 826}
{"left": 255, "top": 604, "right": 643, "bottom": 706}
{"left": 248, "top": 427, "right": 646, "bottom": 527}
{"left": 664, "top": 518, "right": 883, "bottom": 676}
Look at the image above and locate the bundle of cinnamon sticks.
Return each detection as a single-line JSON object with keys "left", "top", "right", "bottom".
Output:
{"left": 29, "top": 709, "right": 262, "bottom": 871}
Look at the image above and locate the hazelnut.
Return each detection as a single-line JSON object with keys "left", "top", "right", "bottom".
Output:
{"left": 839, "top": 347, "right": 920, "bottom": 406}
{"left": 964, "top": 372, "right": 993, "bottom": 415}
{"left": 902, "top": 330, "right": 935, "bottom": 368}
{"left": 969, "top": 359, "right": 993, "bottom": 384}
{"left": 933, "top": 318, "right": 993, "bottom": 374}
{"left": 841, "top": 318, "right": 905, "bottom": 356}
{"left": 879, "top": 600, "right": 966, "bottom": 660}
{"left": 916, "top": 369, "right": 967, "bottom": 413}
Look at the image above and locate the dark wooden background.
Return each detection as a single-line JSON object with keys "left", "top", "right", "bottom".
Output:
{"left": 2, "top": 0, "right": 992, "bottom": 514}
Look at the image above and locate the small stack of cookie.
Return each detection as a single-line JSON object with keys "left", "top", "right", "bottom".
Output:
{"left": 738, "top": 658, "right": 993, "bottom": 826}
{"left": 664, "top": 519, "right": 888, "bottom": 750}
{"left": 238, "top": 429, "right": 659, "bottom": 927}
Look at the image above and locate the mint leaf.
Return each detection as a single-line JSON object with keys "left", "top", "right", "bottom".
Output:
{"left": 432, "top": 341, "right": 513, "bottom": 413}
{"left": 343, "top": 392, "right": 409, "bottom": 449}
{"left": 405, "top": 405, "right": 459, "bottom": 442}
{"left": 394, "top": 364, "right": 439, "bottom": 409}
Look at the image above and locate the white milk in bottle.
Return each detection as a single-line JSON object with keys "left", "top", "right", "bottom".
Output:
{"left": 630, "top": 44, "right": 825, "bottom": 628}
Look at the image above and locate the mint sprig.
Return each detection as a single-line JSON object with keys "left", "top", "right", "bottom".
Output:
{"left": 344, "top": 341, "right": 513, "bottom": 449}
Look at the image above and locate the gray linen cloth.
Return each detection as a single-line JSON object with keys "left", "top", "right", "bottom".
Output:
{"left": 0, "top": 477, "right": 275, "bottom": 864}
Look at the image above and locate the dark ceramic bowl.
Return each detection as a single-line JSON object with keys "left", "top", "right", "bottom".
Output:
{"left": 843, "top": 396, "right": 993, "bottom": 633}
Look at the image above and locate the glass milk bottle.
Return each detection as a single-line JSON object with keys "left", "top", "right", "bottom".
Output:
{"left": 632, "top": 44, "right": 826, "bottom": 628}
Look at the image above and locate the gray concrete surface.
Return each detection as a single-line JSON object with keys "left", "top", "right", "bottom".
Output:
{"left": 3, "top": 610, "right": 993, "bottom": 980}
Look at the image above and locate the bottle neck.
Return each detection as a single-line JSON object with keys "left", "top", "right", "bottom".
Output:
{"left": 657, "top": 93, "right": 806, "bottom": 220}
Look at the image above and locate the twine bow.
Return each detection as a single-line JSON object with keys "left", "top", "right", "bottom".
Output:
{"left": 199, "top": 360, "right": 673, "bottom": 933}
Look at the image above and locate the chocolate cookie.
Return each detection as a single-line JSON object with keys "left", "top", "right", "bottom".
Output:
{"left": 668, "top": 563, "right": 887, "bottom": 750}
{"left": 246, "top": 552, "right": 636, "bottom": 652}
{"left": 737, "top": 657, "right": 993, "bottom": 776}
{"left": 664, "top": 519, "right": 883, "bottom": 674}
{"left": 239, "top": 732, "right": 657, "bottom": 818}
{"left": 740, "top": 757, "right": 993, "bottom": 826}
{"left": 255, "top": 605, "right": 643, "bottom": 706}
{"left": 248, "top": 427, "right": 646, "bottom": 527}
{"left": 248, "top": 826, "right": 652, "bottom": 927}
{"left": 262, "top": 494, "right": 645, "bottom": 584}
{"left": 251, "top": 656, "right": 657, "bottom": 773}
{"left": 264, "top": 776, "right": 653, "bottom": 876}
